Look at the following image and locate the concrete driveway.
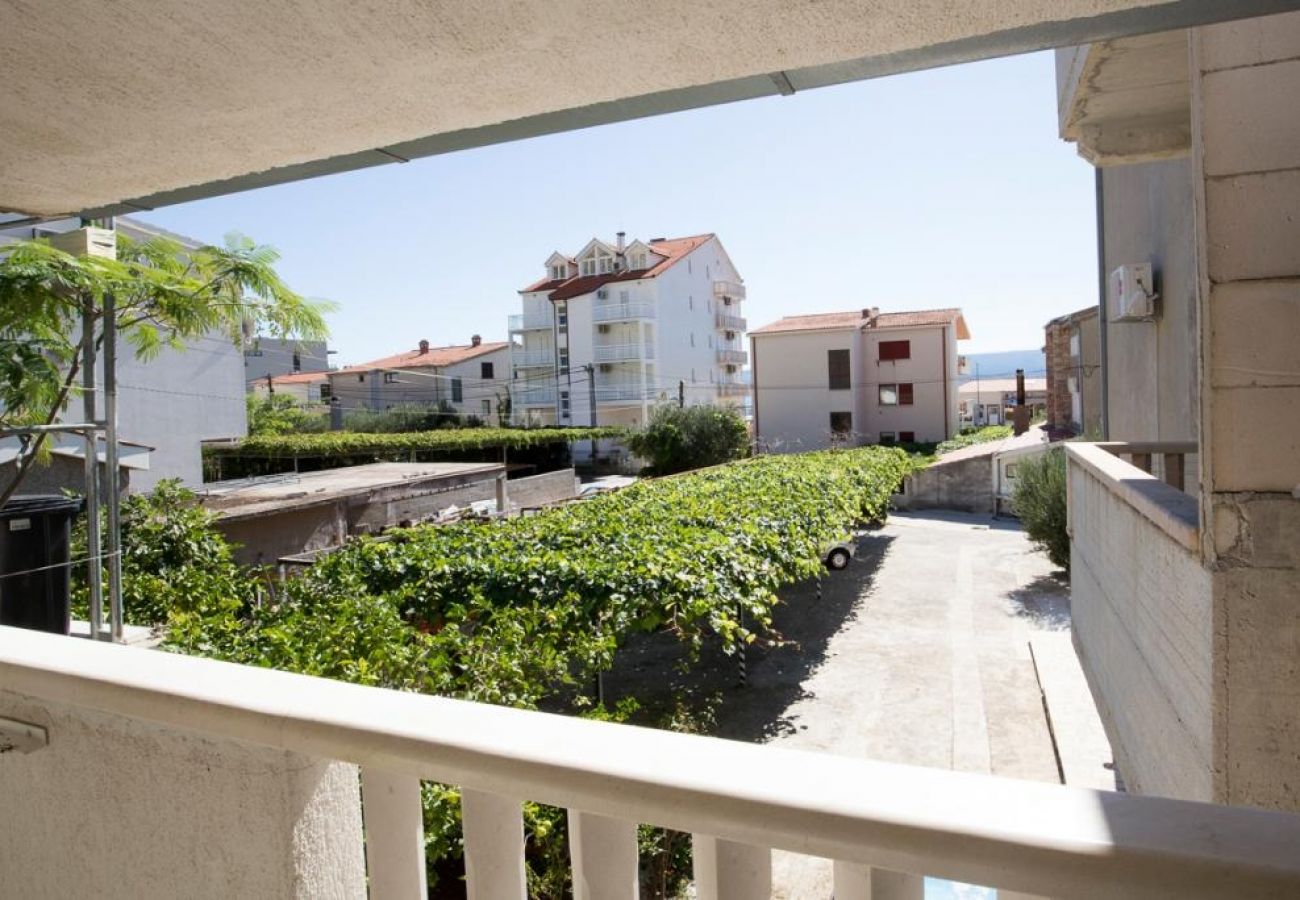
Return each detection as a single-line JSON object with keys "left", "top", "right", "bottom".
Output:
{"left": 604, "top": 509, "right": 1078, "bottom": 898}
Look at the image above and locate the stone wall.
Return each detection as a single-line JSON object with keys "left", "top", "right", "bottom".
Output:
{"left": 896, "top": 452, "right": 993, "bottom": 514}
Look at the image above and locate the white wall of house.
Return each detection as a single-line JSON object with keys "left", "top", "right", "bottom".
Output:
{"left": 438, "top": 347, "right": 511, "bottom": 423}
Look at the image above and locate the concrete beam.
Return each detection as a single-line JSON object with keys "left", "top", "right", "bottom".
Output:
{"left": 4, "top": 0, "right": 1300, "bottom": 218}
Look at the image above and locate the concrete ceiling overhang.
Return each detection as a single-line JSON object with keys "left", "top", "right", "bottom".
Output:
{"left": 1057, "top": 30, "right": 1193, "bottom": 165}
{"left": 3, "top": 0, "right": 1299, "bottom": 218}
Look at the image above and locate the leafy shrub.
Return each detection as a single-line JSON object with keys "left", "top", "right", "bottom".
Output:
{"left": 625, "top": 404, "right": 749, "bottom": 474}
{"left": 935, "top": 425, "right": 1012, "bottom": 456}
{"left": 1013, "top": 447, "right": 1069, "bottom": 571}
{"left": 342, "top": 401, "right": 476, "bottom": 433}
{"left": 246, "top": 393, "right": 328, "bottom": 436}
{"left": 206, "top": 425, "right": 625, "bottom": 461}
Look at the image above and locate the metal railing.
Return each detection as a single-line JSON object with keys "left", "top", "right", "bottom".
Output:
{"left": 714, "top": 312, "right": 747, "bottom": 332}
{"left": 511, "top": 348, "right": 554, "bottom": 367}
{"left": 514, "top": 388, "right": 556, "bottom": 406}
{"left": 716, "top": 348, "right": 748, "bottom": 365}
{"left": 509, "top": 312, "right": 554, "bottom": 332}
{"left": 4, "top": 626, "right": 1299, "bottom": 900}
{"left": 716, "top": 383, "right": 749, "bottom": 398}
{"left": 593, "top": 302, "right": 656, "bottom": 323}
{"left": 593, "top": 342, "right": 655, "bottom": 362}
{"left": 712, "top": 280, "right": 746, "bottom": 301}
{"left": 594, "top": 381, "right": 651, "bottom": 402}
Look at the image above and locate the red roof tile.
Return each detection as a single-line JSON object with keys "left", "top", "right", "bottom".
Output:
{"left": 750, "top": 311, "right": 867, "bottom": 335}
{"left": 518, "top": 233, "right": 716, "bottom": 299}
{"left": 336, "top": 341, "right": 508, "bottom": 375}
{"left": 252, "top": 371, "right": 331, "bottom": 386}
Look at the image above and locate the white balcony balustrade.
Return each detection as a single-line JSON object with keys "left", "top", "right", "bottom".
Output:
{"left": 515, "top": 387, "right": 556, "bottom": 406}
{"left": 712, "top": 280, "right": 746, "bottom": 301}
{"left": 512, "top": 348, "right": 554, "bottom": 368}
{"left": 3, "top": 626, "right": 1300, "bottom": 900}
{"left": 716, "top": 348, "right": 748, "bottom": 365}
{"left": 714, "top": 312, "right": 747, "bottom": 332}
{"left": 716, "top": 382, "right": 749, "bottom": 398}
{"left": 594, "top": 381, "right": 650, "bottom": 402}
{"left": 593, "top": 301, "right": 656, "bottom": 323}
{"left": 593, "top": 341, "right": 655, "bottom": 363}
{"left": 509, "top": 311, "right": 555, "bottom": 332}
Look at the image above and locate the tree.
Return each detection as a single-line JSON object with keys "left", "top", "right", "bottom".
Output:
{"left": 1012, "top": 447, "right": 1069, "bottom": 571}
{"left": 0, "top": 231, "right": 330, "bottom": 505}
{"left": 625, "top": 403, "right": 749, "bottom": 475}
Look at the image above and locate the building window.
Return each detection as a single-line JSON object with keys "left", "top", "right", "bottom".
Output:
{"left": 358, "top": 373, "right": 365, "bottom": 383}
{"left": 559, "top": 347, "right": 569, "bottom": 373}
{"left": 1005, "top": 463, "right": 1019, "bottom": 479}
{"left": 556, "top": 302, "right": 568, "bottom": 329}
{"left": 879, "top": 340, "right": 910, "bottom": 361}
{"left": 879, "top": 384, "right": 898, "bottom": 405}
{"left": 481, "top": 361, "right": 494, "bottom": 379}
{"left": 598, "top": 255, "right": 612, "bottom": 274}
{"left": 900, "top": 430, "right": 916, "bottom": 443}
{"left": 830, "top": 411, "right": 852, "bottom": 434}
{"left": 551, "top": 264, "right": 567, "bottom": 280}
{"left": 383, "top": 372, "right": 398, "bottom": 384}
{"left": 319, "top": 383, "right": 332, "bottom": 401}
{"left": 828, "top": 349, "right": 850, "bottom": 391}
{"left": 482, "top": 399, "right": 491, "bottom": 417}
{"left": 292, "top": 351, "right": 301, "bottom": 373}
{"left": 880, "top": 432, "right": 897, "bottom": 444}
{"left": 581, "top": 259, "right": 596, "bottom": 276}
{"left": 899, "top": 383, "right": 914, "bottom": 405}
{"left": 619, "top": 290, "right": 630, "bottom": 303}
{"left": 560, "top": 390, "right": 570, "bottom": 417}
{"left": 451, "top": 377, "right": 463, "bottom": 403}
{"left": 631, "top": 252, "right": 646, "bottom": 269}
{"left": 689, "top": 296, "right": 693, "bottom": 310}
{"left": 690, "top": 333, "right": 695, "bottom": 348}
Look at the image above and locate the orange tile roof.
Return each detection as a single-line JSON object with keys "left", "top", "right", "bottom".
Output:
{"left": 518, "top": 233, "right": 715, "bottom": 299}
{"left": 337, "top": 341, "right": 508, "bottom": 375}
{"left": 252, "top": 371, "right": 331, "bottom": 385}
{"left": 751, "top": 307, "right": 970, "bottom": 339}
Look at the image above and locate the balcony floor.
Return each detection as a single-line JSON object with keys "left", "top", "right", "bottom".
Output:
{"left": 601, "top": 509, "right": 1108, "bottom": 898}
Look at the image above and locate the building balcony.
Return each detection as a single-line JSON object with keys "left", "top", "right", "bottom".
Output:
{"left": 511, "top": 348, "right": 553, "bottom": 368}
{"left": 593, "top": 341, "right": 655, "bottom": 363}
{"left": 593, "top": 301, "right": 656, "bottom": 323}
{"left": 509, "top": 311, "right": 555, "bottom": 332}
{"left": 4, "top": 624, "right": 1299, "bottom": 899}
{"left": 712, "top": 280, "right": 746, "bottom": 301}
{"left": 716, "top": 348, "right": 748, "bottom": 365}
{"left": 594, "top": 380, "right": 651, "bottom": 402}
{"left": 514, "top": 387, "right": 556, "bottom": 406}
{"left": 716, "top": 382, "right": 749, "bottom": 399}
{"left": 1065, "top": 441, "right": 1209, "bottom": 800}
{"left": 714, "top": 312, "right": 747, "bottom": 332}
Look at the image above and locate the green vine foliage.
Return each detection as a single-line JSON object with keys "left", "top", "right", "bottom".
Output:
{"left": 109, "top": 448, "right": 911, "bottom": 896}
{"left": 204, "top": 426, "right": 626, "bottom": 460}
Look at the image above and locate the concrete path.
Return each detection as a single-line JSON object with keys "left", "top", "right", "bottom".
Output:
{"left": 752, "top": 511, "right": 1073, "bottom": 898}
{"left": 603, "top": 509, "right": 1100, "bottom": 899}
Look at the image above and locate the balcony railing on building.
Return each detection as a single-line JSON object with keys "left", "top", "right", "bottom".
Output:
{"left": 712, "top": 280, "right": 746, "bottom": 301}
{"left": 514, "top": 387, "right": 556, "bottom": 406}
{"left": 509, "top": 311, "right": 555, "bottom": 332}
{"left": 511, "top": 348, "right": 553, "bottom": 368}
{"left": 716, "top": 382, "right": 749, "bottom": 398}
{"left": 716, "top": 348, "right": 748, "bottom": 365}
{"left": 593, "top": 301, "right": 656, "bottom": 323}
{"left": 4, "top": 626, "right": 1298, "bottom": 900}
{"left": 714, "top": 312, "right": 747, "bottom": 331}
{"left": 594, "top": 380, "right": 652, "bottom": 402}
{"left": 593, "top": 341, "right": 655, "bottom": 363}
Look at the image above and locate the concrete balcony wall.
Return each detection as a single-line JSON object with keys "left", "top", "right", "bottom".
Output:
{"left": 1066, "top": 444, "right": 1214, "bottom": 802}
{"left": 0, "top": 687, "right": 365, "bottom": 899}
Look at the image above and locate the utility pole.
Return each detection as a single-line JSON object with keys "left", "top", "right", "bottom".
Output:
{"left": 104, "top": 285, "right": 123, "bottom": 642}
{"left": 974, "top": 362, "right": 981, "bottom": 425}
{"left": 584, "top": 364, "right": 597, "bottom": 463}
{"left": 678, "top": 380, "right": 685, "bottom": 409}
{"left": 81, "top": 293, "right": 103, "bottom": 639}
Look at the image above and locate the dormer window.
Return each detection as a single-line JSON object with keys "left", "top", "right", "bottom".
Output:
{"left": 550, "top": 264, "right": 567, "bottom": 280}
{"left": 581, "top": 258, "right": 596, "bottom": 276}
{"left": 597, "top": 255, "right": 613, "bottom": 274}
{"left": 630, "top": 252, "right": 647, "bottom": 270}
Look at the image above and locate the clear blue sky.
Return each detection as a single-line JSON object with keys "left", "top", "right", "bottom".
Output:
{"left": 138, "top": 50, "right": 1097, "bottom": 368}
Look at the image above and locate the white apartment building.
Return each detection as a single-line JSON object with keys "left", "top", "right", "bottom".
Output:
{"left": 508, "top": 233, "right": 747, "bottom": 427}
{"left": 751, "top": 307, "right": 969, "bottom": 451}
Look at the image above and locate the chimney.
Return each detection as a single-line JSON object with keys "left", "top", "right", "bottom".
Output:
{"left": 418, "top": 339, "right": 429, "bottom": 354}
{"left": 861, "top": 307, "right": 880, "bottom": 322}
{"left": 1012, "top": 368, "right": 1029, "bottom": 436}
{"left": 471, "top": 334, "right": 482, "bottom": 347}
{"left": 616, "top": 231, "right": 626, "bottom": 254}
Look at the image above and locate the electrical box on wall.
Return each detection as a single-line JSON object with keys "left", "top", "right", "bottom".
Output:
{"left": 1108, "top": 263, "right": 1156, "bottom": 321}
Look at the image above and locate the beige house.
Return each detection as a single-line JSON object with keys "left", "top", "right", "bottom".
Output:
{"left": 4, "top": 3, "right": 1300, "bottom": 899}
{"left": 751, "top": 307, "right": 969, "bottom": 450}
{"left": 328, "top": 336, "right": 510, "bottom": 424}
{"left": 1058, "top": 11, "right": 1300, "bottom": 815}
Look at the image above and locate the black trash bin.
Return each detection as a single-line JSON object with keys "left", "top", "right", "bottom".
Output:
{"left": 0, "top": 495, "right": 84, "bottom": 635}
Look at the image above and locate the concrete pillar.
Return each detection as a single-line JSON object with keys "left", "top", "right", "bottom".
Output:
{"left": 360, "top": 767, "right": 427, "bottom": 899}
{"left": 1191, "top": 12, "right": 1300, "bottom": 811}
